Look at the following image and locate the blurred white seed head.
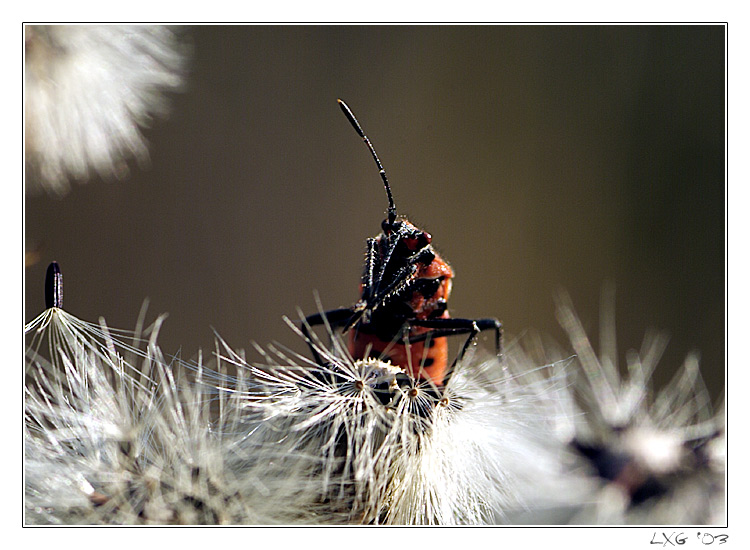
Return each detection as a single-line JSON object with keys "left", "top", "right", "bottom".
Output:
{"left": 25, "top": 25, "right": 189, "bottom": 195}
{"left": 553, "top": 289, "right": 725, "bottom": 524}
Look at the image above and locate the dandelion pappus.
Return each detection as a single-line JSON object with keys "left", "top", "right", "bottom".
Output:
{"left": 302, "top": 99, "right": 502, "bottom": 387}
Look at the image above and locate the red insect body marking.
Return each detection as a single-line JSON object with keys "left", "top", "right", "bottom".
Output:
{"left": 348, "top": 222, "right": 455, "bottom": 384}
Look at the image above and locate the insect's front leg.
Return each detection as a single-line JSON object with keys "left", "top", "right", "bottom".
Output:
{"left": 360, "top": 237, "right": 377, "bottom": 303}
{"left": 406, "top": 317, "right": 502, "bottom": 353}
{"left": 344, "top": 260, "right": 422, "bottom": 334}
{"left": 357, "top": 247, "right": 433, "bottom": 326}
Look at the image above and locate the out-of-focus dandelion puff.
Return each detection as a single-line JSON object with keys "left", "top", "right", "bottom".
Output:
{"left": 24, "top": 25, "right": 189, "bottom": 195}
{"left": 554, "top": 288, "right": 725, "bottom": 525}
{"left": 209, "top": 316, "right": 589, "bottom": 525}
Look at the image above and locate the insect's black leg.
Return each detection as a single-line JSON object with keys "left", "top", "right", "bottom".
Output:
{"left": 406, "top": 317, "right": 503, "bottom": 385}
{"left": 339, "top": 238, "right": 379, "bottom": 333}
{"left": 475, "top": 318, "right": 503, "bottom": 357}
{"left": 407, "top": 318, "right": 502, "bottom": 354}
{"left": 303, "top": 308, "right": 356, "bottom": 329}
{"left": 300, "top": 307, "right": 355, "bottom": 365}
{"left": 405, "top": 319, "right": 476, "bottom": 339}
{"left": 366, "top": 247, "right": 431, "bottom": 313}
{"left": 343, "top": 261, "right": 419, "bottom": 333}
{"left": 360, "top": 238, "right": 377, "bottom": 303}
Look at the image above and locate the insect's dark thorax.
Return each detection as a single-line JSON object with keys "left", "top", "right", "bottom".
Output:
{"left": 348, "top": 232, "right": 454, "bottom": 382}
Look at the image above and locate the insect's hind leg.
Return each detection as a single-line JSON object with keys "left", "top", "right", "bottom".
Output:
{"left": 407, "top": 317, "right": 502, "bottom": 355}
{"left": 299, "top": 307, "right": 354, "bottom": 365}
{"left": 448, "top": 318, "right": 502, "bottom": 386}
{"left": 407, "top": 317, "right": 503, "bottom": 385}
{"left": 475, "top": 318, "right": 503, "bottom": 357}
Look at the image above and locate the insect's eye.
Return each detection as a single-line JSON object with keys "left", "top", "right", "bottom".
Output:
{"left": 403, "top": 236, "right": 420, "bottom": 251}
{"left": 403, "top": 231, "right": 432, "bottom": 251}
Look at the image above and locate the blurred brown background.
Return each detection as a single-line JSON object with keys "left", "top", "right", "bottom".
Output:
{"left": 25, "top": 25, "right": 725, "bottom": 400}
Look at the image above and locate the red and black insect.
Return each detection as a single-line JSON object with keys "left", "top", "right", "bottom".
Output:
{"left": 302, "top": 99, "right": 501, "bottom": 388}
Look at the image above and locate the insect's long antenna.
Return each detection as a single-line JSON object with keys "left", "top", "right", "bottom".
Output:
{"left": 338, "top": 99, "right": 397, "bottom": 226}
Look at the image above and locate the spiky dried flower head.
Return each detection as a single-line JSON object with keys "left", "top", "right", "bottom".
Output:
{"left": 25, "top": 25, "right": 189, "bottom": 195}
{"left": 554, "top": 289, "right": 725, "bottom": 524}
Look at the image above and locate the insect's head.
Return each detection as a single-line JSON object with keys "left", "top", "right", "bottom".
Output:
{"left": 338, "top": 99, "right": 433, "bottom": 260}
{"left": 386, "top": 220, "right": 432, "bottom": 254}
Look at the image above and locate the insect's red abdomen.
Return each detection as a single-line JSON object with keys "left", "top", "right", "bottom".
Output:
{"left": 349, "top": 333, "right": 449, "bottom": 385}
{"left": 348, "top": 239, "right": 455, "bottom": 385}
